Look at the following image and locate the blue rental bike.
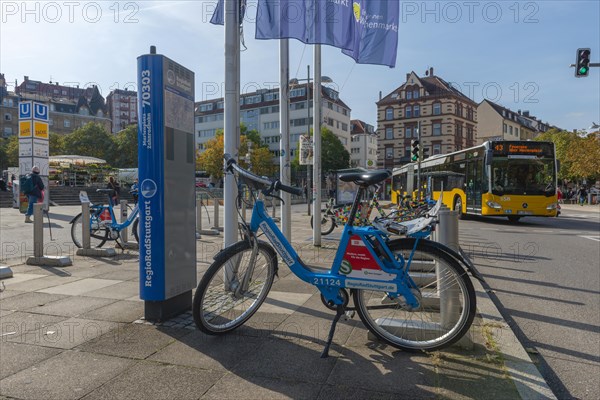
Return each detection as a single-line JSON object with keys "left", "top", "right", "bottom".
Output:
{"left": 193, "top": 155, "right": 476, "bottom": 356}
{"left": 70, "top": 189, "right": 140, "bottom": 249}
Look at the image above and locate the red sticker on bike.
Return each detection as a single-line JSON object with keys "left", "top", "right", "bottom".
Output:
{"left": 341, "top": 235, "right": 395, "bottom": 281}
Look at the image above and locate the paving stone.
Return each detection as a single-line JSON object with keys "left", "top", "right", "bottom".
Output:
{"left": 95, "top": 269, "right": 140, "bottom": 281}
{"left": 316, "top": 385, "right": 415, "bottom": 400}
{"left": 11, "top": 317, "right": 122, "bottom": 350}
{"left": 1, "top": 312, "right": 67, "bottom": 339}
{"left": 76, "top": 324, "right": 191, "bottom": 360}
{"left": 0, "top": 350, "right": 135, "bottom": 400}
{"left": 0, "top": 289, "right": 25, "bottom": 300}
{"left": 326, "top": 345, "right": 436, "bottom": 394}
{"left": 0, "top": 273, "right": 46, "bottom": 288}
{"left": 149, "top": 330, "right": 265, "bottom": 371}
{"left": 27, "top": 296, "right": 116, "bottom": 317}
{"left": 257, "top": 291, "right": 313, "bottom": 315}
{"left": 82, "top": 361, "right": 223, "bottom": 400}
{"left": 5, "top": 275, "right": 83, "bottom": 292}
{"left": 79, "top": 300, "right": 144, "bottom": 323}
{"left": 202, "top": 374, "right": 322, "bottom": 400}
{"left": 232, "top": 338, "right": 339, "bottom": 383}
{"left": 0, "top": 291, "right": 69, "bottom": 311}
{"left": 38, "top": 278, "right": 122, "bottom": 296}
{"left": 82, "top": 281, "right": 139, "bottom": 300}
{"left": 0, "top": 341, "right": 62, "bottom": 379}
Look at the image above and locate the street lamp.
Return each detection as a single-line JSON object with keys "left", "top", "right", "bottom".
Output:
{"left": 290, "top": 66, "right": 333, "bottom": 215}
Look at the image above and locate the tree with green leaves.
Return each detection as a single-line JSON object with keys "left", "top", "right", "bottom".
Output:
{"left": 49, "top": 133, "right": 64, "bottom": 156}
{"left": 62, "top": 122, "right": 115, "bottom": 163}
{"left": 197, "top": 130, "right": 225, "bottom": 179}
{"left": 112, "top": 125, "right": 138, "bottom": 167}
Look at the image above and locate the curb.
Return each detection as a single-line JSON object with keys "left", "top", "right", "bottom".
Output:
{"left": 473, "top": 278, "right": 557, "bottom": 399}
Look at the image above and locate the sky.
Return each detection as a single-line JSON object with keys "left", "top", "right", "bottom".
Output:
{"left": 1, "top": 0, "right": 599, "bottom": 132}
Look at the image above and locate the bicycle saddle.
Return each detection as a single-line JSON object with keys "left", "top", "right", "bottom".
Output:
{"left": 338, "top": 170, "right": 391, "bottom": 187}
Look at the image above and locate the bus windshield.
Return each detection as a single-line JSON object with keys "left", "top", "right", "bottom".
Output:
{"left": 492, "top": 157, "right": 555, "bottom": 196}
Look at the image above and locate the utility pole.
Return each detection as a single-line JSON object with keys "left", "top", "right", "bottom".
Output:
{"left": 306, "top": 65, "right": 311, "bottom": 216}
{"left": 417, "top": 120, "right": 422, "bottom": 201}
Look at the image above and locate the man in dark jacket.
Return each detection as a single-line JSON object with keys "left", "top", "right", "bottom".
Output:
{"left": 25, "top": 166, "right": 44, "bottom": 223}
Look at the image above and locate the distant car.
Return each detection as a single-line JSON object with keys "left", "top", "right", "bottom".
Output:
{"left": 195, "top": 182, "right": 207, "bottom": 188}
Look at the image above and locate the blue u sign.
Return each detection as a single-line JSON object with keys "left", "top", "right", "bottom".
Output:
{"left": 19, "top": 102, "right": 31, "bottom": 119}
{"left": 34, "top": 103, "right": 49, "bottom": 121}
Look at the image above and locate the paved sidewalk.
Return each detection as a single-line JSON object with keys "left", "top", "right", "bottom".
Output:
{"left": 0, "top": 205, "right": 556, "bottom": 399}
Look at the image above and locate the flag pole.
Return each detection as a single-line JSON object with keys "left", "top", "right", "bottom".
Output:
{"left": 313, "top": 44, "right": 322, "bottom": 247}
{"left": 279, "top": 38, "right": 291, "bottom": 240}
{"left": 224, "top": 0, "right": 240, "bottom": 247}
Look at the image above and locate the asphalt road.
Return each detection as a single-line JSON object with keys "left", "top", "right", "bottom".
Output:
{"left": 459, "top": 207, "right": 600, "bottom": 400}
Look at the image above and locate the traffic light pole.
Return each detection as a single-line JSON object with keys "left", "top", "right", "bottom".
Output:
{"left": 417, "top": 120, "right": 422, "bottom": 202}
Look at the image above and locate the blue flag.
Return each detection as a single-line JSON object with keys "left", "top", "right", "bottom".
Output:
{"left": 210, "top": 0, "right": 246, "bottom": 26}
{"left": 256, "top": 0, "right": 355, "bottom": 50}
{"left": 342, "top": 0, "right": 399, "bottom": 67}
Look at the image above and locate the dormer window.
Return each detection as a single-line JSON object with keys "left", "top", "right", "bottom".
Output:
{"left": 413, "top": 90, "right": 419, "bottom": 99}
{"left": 406, "top": 91, "right": 412, "bottom": 100}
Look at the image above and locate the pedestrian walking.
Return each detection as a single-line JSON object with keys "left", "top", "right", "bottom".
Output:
{"left": 107, "top": 176, "right": 121, "bottom": 205}
{"left": 576, "top": 186, "right": 588, "bottom": 206}
{"left": 23, "top": 166, "right": 45, "bottom": 223}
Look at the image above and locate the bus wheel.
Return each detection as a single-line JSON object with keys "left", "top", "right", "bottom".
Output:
{"left": 507, "top": 216, "right": 521, "bottom": 223}
{"left": 454, "top": 196, "right": 465, "bottom": 220}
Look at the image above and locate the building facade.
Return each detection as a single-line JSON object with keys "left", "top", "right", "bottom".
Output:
{"left": 350, "top": 119, "right": 378, "bottom": 168}
{"left": 376, "top": 68, "right": 478, "bottom": 170}
{"left": 194, "top": 83, "right": 352, "bottom": 161}
{"left": 0, "top": 75, "right": 111, "bottom": 137}
{"left": 477, "top": 100, "right": 540, "bottom": 143}
{"left": 106, "top": 89, "right": 138, "bottom": 133}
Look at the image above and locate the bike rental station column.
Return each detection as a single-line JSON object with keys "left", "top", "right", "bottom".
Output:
{"left": 137, "top": 46, "right": 197, "bottom": 321}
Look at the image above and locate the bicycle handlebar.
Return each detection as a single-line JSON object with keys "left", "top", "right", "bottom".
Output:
{"left": 224, "top": 153, "right": 304, "bottom": 197}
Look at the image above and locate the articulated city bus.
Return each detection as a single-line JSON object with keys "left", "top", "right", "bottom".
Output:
{"left": 391, "top": 141, "right": 559, "bottom": 222}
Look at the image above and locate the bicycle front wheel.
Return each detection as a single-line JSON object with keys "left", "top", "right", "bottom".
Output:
{"left": 71, "top": 212, "right": 108, "bottom": 248}
{"left": 193, "top": 240, "right": 277, "bottom": 335}
{"left": 353, "top": 238, "right": 476, "bottom": 352}
{"left": 132, "top": 217, "right": 140, "bottom": 243}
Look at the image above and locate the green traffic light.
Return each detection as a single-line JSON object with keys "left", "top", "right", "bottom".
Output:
{"left": 579, "top": 66, "right": 589, "bottom": 75}
{"left": 411, "top": 155, "right": 417, "bottom": 162}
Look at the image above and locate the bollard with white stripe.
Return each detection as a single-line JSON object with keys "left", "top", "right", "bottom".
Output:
{"left": 27, "top": 203, "right": 72, "bottom": 266}
{"left": 76, "top": 203, "right": 116, "bottom": 257}
{"left": 197, "top": 198, "right": 219, "bottom": 236}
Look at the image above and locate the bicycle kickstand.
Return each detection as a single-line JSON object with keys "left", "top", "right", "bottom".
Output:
{"left": 320, "top": 304, "right": 345, "bottom": 359}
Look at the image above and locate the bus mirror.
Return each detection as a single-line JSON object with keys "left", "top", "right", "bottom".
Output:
{"left": 485, "top": 149, "right": 493, "bottom": 166}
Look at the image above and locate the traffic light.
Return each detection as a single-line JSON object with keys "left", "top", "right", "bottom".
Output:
{"left": 575, "top": 48, "right": 591, "bottom": 77}
{"left": 422, "top": 146, "right": 430, "bottom": 159}
{"left": 411, "top": 140, "right": 420, "bottom": 162}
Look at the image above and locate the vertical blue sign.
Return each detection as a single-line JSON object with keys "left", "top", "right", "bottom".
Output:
{"left": 137, "top": 54, "right": 166, "bottom": 300}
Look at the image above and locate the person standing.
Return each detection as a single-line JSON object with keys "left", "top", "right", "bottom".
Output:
{"left": 577, "top": 186, "right": 588, "bottom": 206}
{"left": 24, "top": 166, "right": 45, "bottom": 223}
{"left": 107, "top": 176, "right": 121, "bottom": 205}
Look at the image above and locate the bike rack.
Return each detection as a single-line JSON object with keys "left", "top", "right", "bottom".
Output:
{"left": 27, "top": 203, "right": 73, "bottom": 266}
{"left": 75, "top": 202, "right": 116, "bottom": 257}
{"left": 118, "top": 200, "right": 139, "bottom": 250}
{"left": 195, "top": 192, "right": 219, "bottom": 237}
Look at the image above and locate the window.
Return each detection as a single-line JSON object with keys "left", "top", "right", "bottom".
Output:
{"left": 341, "top": 123, "right": 348, "bottom": 131}
{"left": 245, "top": 95, "right": 261, "bottom": 104}
{"left": 413, "top": 90, "right": 419, "bottom": 99}
{"left": 290, "top": 88, "right": 306, "bottom": 97}
{"left": 515, "top": 127, "right": 519, "bottom": 137}
{"left": 385, "top": 127, "right": 393, "bottom": 140}
{"left": 264, "top": 92, "right": 279, "bottom": 102}
{"left": 217, "top": 101, "right": 224, "bottom": 109}
{"left": 405, "top": 106, "right": 412, "bottom": 118}
{"left": 413, "top": 105, "right": 420, "bottom": 117}
{"left": 328, "top": 102, "right": 334, "bottom": 110}
{"left": 64, "top": 119, "right": 71, "bottom": 128}
{"left": 406, "top": 91, "right": 412, "bottom": 100}
{"left": 290, "top": 102, "right": 305, "bottom": 110}
{"left": 405, "top": 127, "right": 412, "bottom": 138}
{"left": 342, "top": 108, "right": 348, "bottom": 116}
{"left": 385, "top": 108, "right": 394, "bottom": 120}
{"left": 3, "top": 126, "right": 13, "bottom": 135}
{"left": 433, "top": 144, "right": 442, "bottom": 155}
{"left": 433, "top": 123, "right": 442, "bottom": 136}
{"left": 4, "top": 113, "right": 11, "bottom": 121}
{"left": 433, "top": 103, "right": 441, "bottom": 115}
{"left": 263, "top": 121, "right": 280, "bottom": 130}
{"left": 385, "top": 147, "right": 394, "bottom": 159}
{"left": 503, "top": 123, "right": 507, "bottom": 133}
{"left": 509, "top": 126, "right": 513, "bottom": 135}
{"left": 405, "top": 146, "right": 411, "bottom": 157}
{"left": 199, "top": 103, "right": 213, "bottom": 112}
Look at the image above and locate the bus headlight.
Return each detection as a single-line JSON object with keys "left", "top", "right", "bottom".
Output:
{"left": 546, "top": 203, "right": 558, "bottom": 210}
{"left": 486, "top": 201, "right": 502, "bottom": 210}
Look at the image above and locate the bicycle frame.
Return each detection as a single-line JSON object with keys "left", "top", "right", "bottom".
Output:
{"left": 246, "top": 190, "right": 421, "bottom": 309}
{"left": 91, "top": 201, "right": 139, "bottom": 232}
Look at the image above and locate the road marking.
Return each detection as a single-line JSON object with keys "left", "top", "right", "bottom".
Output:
{"left": 579, "top": 235, "right": 600, "bottom": 242}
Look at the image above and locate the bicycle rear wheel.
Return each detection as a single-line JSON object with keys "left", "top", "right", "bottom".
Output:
{"left": 193, "top": 240, "right": 277, "bottom": 335}
{"left": 132, "top": 217, "right": 140, "bottom": 243}
{"left": 71, "top": 212, "right": 108, "bottom": 248}
{"left": 310, "top": 215, "right": 336, "bottom": 235}
{"left": 353, "top": 238, "right": 475, "bottom": 352}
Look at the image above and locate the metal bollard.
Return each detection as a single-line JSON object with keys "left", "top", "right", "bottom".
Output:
{"left": 33, "top": 203, "right": 43, "bottom": 257}
{"left": 435, "top": 207, "right": 461, "bottom": 330}
{"left": 212, "top": 198, "right": 224, "bottom": 231}
{"left": 81, "top": 202, "right": 91, "bottom": 249}
{"left": 120, "top": 200, "right": 129, "bottom": 243}
{"left": 197, "top": 197, "right": 219, "bottom": 236}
